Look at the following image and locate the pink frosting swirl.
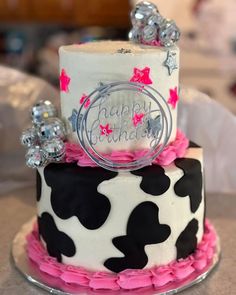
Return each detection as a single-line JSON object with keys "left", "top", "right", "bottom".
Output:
{"left": 151, "top": 265, "right": 174, "bottom": 287}
{"left": 118, "top": 269, "right": 153, "bottom": 289}
{"left": 26, "top": 219, "right": 217, "bottom": 291}
{"left": 65, "top": 129, "right": 189, "bottom": 168}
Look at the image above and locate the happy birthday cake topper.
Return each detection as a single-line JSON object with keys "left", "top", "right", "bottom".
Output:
{"left": 75, "top": 82, "right": 172, "bottom": 172}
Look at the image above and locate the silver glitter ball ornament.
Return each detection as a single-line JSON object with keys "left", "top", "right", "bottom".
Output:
{"left": 142, "top": 25, "right": 158, "bottom": 43}
{"left": 26, "top": 146, "right": 47, "bottom": 168}
{"left": 20, "top": 127, "right": 38, "bottom": 147}
{"left": 128, "top": 26, "right": 142, "bottom": 43}
{"left": 31, "top": 100, "right": 57, "bottom": 125}
{"left": 159, "top": 20, "right": 181, "bottom": 47}
{"left": 42, "top": 139, "right": 66, "bottom": 162}
{"left": 131, "top": 1, "right": 158, "bottom": 27}
{"left": 147, "top": 13, "right": 164, "bottom": 27}
{"left": 37, "top": 118, "right": 66, "bottom": 142}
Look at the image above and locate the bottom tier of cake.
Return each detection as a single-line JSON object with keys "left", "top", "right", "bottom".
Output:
{"left": 27, "top": 220, "right": 217, "bottom": 291}
{"left": 36, "top": 144, "right": 205, "bottom": 275}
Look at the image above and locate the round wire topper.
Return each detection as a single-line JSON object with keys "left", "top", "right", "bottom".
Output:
{"left": 76, "top": 81, "right": 172, "bottom": 171}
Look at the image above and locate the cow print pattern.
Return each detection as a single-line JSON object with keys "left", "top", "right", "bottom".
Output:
{"left": 175, "top": 218, "right": 199, "bottom": 259}
{"left": 104, "top": 202, "right": 171, "bottom": 273}
{"left": 131, "top": 165, "right": 170, "bottom": 196}
{"left": 44, "top": 163, "right": 117, "bottom": 230}
{"left": 174, "top": 158, "right": 203, "bottom": 213}
{"left": 38, "top": 212, "right": 76, "bottom": 262}
{"left": 36, "top": 171, "right": 42, "bottom": 202}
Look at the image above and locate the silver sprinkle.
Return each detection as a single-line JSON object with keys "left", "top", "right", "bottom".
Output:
{"left": 117, "top": 48, "right": 132, "bottom": 54}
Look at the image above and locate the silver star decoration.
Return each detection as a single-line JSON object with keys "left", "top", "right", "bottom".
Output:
{"left": 98, "top": 82, "right": 111, "bottom": 97}
{"left": 164, "top": 51, "right": 178, "bottom": 76}
{"left": 147, "top": 115, "right": 162, "bottom": 138}
{"left": 98, "top": 82, "right": 105, "bottom": 87}
{"left": 68, "top": 109, "right": 78, "bottom": 132}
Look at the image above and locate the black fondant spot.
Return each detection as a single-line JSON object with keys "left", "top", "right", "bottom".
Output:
{"left": 174, "top": 158, "right": 203, "bottom": 213}
{"left": 38, "top": 212, "right": 76, "bottom": 262}
{"left": 189, "top": 141, "right": 200, "bottom": 148}
{"left": 104, "top": 202, "right": 171, "bottom": 273}
{"left": 131, "top": 165, "right": 170, "bottom": 196}
{"left": 176, "top": 218, "right": 198, "bottom": 259}
{"left": 36, "top": 171, "right": 42, "bottom": 202}
{"left": 44, "top": 163, "right": 117, "bottom": 230}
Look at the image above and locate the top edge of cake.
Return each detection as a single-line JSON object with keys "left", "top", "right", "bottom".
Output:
{"left": 59, "top": 40, "right": 179, "bottom": 55}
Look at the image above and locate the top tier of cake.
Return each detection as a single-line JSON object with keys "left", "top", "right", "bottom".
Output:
{"left": 59, "top": 41, "right": 179, "bottom": 153}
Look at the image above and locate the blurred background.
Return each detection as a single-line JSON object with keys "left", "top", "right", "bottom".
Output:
{"left": 0, "top": 0, "right": 236, "bottom": 112}
{"left": 0, "top": 0, "right": 236, "bottom": 194}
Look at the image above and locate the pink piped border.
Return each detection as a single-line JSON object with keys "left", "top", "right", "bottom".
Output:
{"left": 26, "top": 220, "right": 217, "bottom": 291}
{"left": 65, "top": 129, "right": 189, "bottom": 168}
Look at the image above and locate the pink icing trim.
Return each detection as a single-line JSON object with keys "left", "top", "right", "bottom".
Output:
{"left": 141, "top": 39, "right": 161, "bottom": 47}
{"left": 26, "top": 220, "right": 217, "bottom": 291}
{"left": 65, "top": 129, "right": 189, "bottom": 167}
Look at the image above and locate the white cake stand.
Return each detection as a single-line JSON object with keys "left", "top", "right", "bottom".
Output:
{"left": 12, "top": 218, "right": 220, "bottom": 295}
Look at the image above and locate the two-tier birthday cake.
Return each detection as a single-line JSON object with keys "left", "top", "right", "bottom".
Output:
{"left": 19, "top": 2, "right": 218, "bottom": 293}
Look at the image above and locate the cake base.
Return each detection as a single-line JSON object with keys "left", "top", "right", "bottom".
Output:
{"left": 12, "top": 218, "right": 220, "bottom": 295}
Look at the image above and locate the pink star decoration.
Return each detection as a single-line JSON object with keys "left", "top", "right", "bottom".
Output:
{"left": 168, "top": 87, "right": 179, "bottom": 109}
{"left": 59, "top": 69, "right": 71, "bottom": 93}
{"left": 79, "top": 94, "right": 90, "bottom": 109}
{"left": 100, "top": 124, "right": 113, "bottom": 136}
{"left": 130, "top": 67, "right": 153, "bottom": 85}
{"left": 133, "top": 112, "right": 145, "bottom": 127}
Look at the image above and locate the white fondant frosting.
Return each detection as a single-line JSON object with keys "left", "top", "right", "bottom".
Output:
{"left": 37, "top": 147, "right": 205, "bottom": 272}
{"left": 59, "top": 41, "right": 179, "bottom": 153}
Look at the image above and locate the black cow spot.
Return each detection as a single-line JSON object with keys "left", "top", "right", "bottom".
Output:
{"left": 131, "top": 165, "right": 170, "bottom": 196}
{"left": 189, "top": 141, "right": 200, "bottom": 148}
{"left": 174, "top": 158, "right": 203, "bottom": 213}
{"left": 176, "top": 218, "right": 198, "bottom": 259}
{"left": 38, "top": 212, "right": 76, "bottom": 262}
{"left": 44, "top": 163, "right": 117, "bottom": 230}
{"left": 36, "top": 171, "right": 42, "bottom": 202}
{"left": 104, "top": 202, "right": 171, "bottom": 273}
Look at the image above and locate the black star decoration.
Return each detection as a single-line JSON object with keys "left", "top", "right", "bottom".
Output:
{"left": 164, "top": 51, "right": 178, "bottom": 76}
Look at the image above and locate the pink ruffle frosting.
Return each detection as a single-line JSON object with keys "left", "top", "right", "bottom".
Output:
{"left": 26, "top": 220, "right": 217, "bottom": 291}
{"left": 65, "top": 129, "right": 189, "bottom": 167}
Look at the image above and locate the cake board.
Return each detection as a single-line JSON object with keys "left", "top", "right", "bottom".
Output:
{"left": 12, "top": 218, "right": 220, "bottom": 295}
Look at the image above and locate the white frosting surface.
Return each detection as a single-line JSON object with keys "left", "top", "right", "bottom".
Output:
{"left": 37, "top": 147, "right": 205, "bottom": 272}
{"left": 59, "top": 41, "right": 179, "bottom": 153}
